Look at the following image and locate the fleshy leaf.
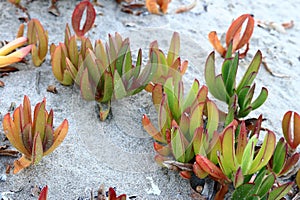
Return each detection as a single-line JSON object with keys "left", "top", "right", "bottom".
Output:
{"left": 31, "top": 132, "right": 44, "bottom": 165}
{"left": 72, "top": 0, "right": 96, "bottom": 37}
{"left": 236, "top": 50, "right": 262, "bottom": 93}
{"left": 268, "top": 182, "right": 293, "bottom": 200}
{"left": 248, "top": 131, "right": 276, "bottom": 174}
{"left": 195, "top": 155, "right": 230, "bottom": 183}
{"left": 44, "top": 119, "right": 68, "bottom": 156}
{"left": 142, "top": 115, "right": 166, "bottom": 143}
{"left": 208, "top": 31, "right": 226, "bottom": 57}
{"left": 38, "top": 186, "right": 48, "bottom": 200}
{"left": 272, "top": 138, "right": 287, "bottom": 174}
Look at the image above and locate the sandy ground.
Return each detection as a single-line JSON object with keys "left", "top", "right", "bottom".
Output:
{"left": 0, "top": 0, "right": 300, "bottom": 199}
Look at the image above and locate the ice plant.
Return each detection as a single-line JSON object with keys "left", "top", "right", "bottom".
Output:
{"left": 51, "top": 24, "right": 90, "bottom": 85}
{"left": 2, "top": 96, "right": 69, "bottom": 173}
{"left": 208, "top": 14, "right": 254, "bottom": 58}
{"left": 205, "top": 45, "right": 268, "bottom": 123}
{"left": 0, "top": 37, "right": 32, "bottom": 68}
{"left": 232, "top": 169, "right": 293, "bottom": 200}
{"left": 194, "top": 119, "right": 276, "bottom": 185}
{"left": 268, "top": 137, "right": 300, "bottom": 176}
{"left": 143, "top": 77, "right": 222, "bottom": 178}
{"left": 282, "top": 111, "right": 300, "bottom": 150}
{"left": 191, "top": 119, "right": 295, "bottom": 199}
{"left": 77, "top": 32, "right": 157, "bottom": 120}
{"left": 72, "top": 0, "right": 96, "bottom": 37}
{"left": 26, "top": 19, "right": 49, "bottom": 66}
{"left": 146, "top": 32, "right": 188, "bottom": 93}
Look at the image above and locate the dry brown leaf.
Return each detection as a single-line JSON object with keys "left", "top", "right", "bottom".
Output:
{"left": 47, "top": 85, "right": 58, "bottom": 94}
{"left": 262, "top": 57, "right": 290, "bottom": 78}
{"left": 175, "top": 0, "right": 197, "bottom": 14}
{"left": 146, "top": 0, "right": 170, "bottom": 14}
{"left": 0, "top": 80, "right": 4, "bottom": 87}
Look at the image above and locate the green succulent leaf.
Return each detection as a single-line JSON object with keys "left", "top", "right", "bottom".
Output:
{"left": 189, "top": 103, "right": 205, "bottom": 140}
{"left": 114, "top": 70, "right": 127, "bottom": 100}
{"left": 164, "top": 78, "right": 180, "bottom": 121}
{"left": 85, "top": 49, "right": 101, "bottom": 84}
{"left": 248, "top": 131, "right": 276, "bottom": 174}
{"left": 167, "top": 32, "right": 180, "bottom": 66}
{"left": 80, "top": 68, "right": 96, "bottom": 101}
{"left": 67, "top": 36, "right": 79, "bottom": 67}
{"left": 31, "top": 132, "right": 43, "bottom": 165}
{"left": 233, "top": 167, "right": 244, "bottom": 188}
{"left": 232, "top": 183, "right": 254, "bottom": 199}
{"left": 192, "top": 127, "right": 206, "bottom": 155}
{"left": 101, "top": 71, "right": 114, "bottom": 102}
{"left": 94, "top": 39, "right": 108, "bottom": 68}
{"left": 224, "top": 53, "right": 239, "bottom": 96}
{"left": 236, "top": 122, "right": 248, "bottom": 163}
{"left": 250, "top": 169, "right": 267, "bottom": 195}
{"left": 241, "top": 135, "right": 257, "bottom": 175}
{"left": 251, "top": 87, "right": 268, "bottom": 110}
{"left": 219, "top": 123, "right": 238, "bottom": 177}
{"left": 206, "top": 100, "right": 219, "bottom": 140}
{"left": 268, "top": 182, "right": 293, "bottom": 200}
{"left": 237, "top": 50, "right": 262, "bottom": 93}
{"left": 205, "top": 52, "right": 228, "bottom": 102}
{"left": 43, "top": 125, "right": 54, "bottom": 153}
{"left": 257, "top": 173, "right": 275, "bottom": 198}
{"left": 182, "top": 79, "right": 199, "bottom": 111}
{"left": 33, "top": 101, "right": 46, "bottom": 142}
{"left": 132, "top": 49, "right": 142, "bottom": 80}
{"left": 171, "top": 123, "right": 188, "bottom": 163}
{"left": 159, "top": 94, "right": 171, "bottom": 139}
{"left": 272, "top": 138, "right": 287, "bottom": 174}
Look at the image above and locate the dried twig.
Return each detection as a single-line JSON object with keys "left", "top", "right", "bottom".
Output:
{"left": 0, "top": 145, "right": 19, "bottom": 157}
{"left": 175, "top": 0, "right": 197, "bottom": 13}
{"left": 262, "top": 57, "right": 290, "bottom": 78}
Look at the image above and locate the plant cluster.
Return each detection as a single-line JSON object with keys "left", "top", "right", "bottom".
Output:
{"left": 2, "top": 96, "right": 69, "bottom": 173}
{"left": 1, "top": 1, "right": 299, "bottom": 199}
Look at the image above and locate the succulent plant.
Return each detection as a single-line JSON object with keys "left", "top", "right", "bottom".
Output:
{"left": 193, "top": 118, "right": 276, "bottom": 186}
{"left": 282, "top": 111, "right": 300, "bottom": 150}
{"left": 205, "top": 44, "right": 268, "bottom": 123}
{"left": 143, "top": 77, "right": 223, "bottom": 178}
{"left": 76, "top": 32, "right": 157, "bottom": 120}
{"left": 208, "top": 14, "right": 254, "bottom": 58}
{"left": 267, "top": 111, "right": 300, "bottom": 178}
{"left": 2, "top": 96, "right": 69, "bottom": 173}
{"left": 268, "top": 137, "right": 300, "bottom": 177}
{"left": 16, "top": 18, "right": 48, "bottom": 67}
{"left": 0, "top": 37, "right": 32, "bottom": 68}
{"left": 51, "top": 24, "right": 87, "bottom": 85}
{"left": 232, "top": 169, "right": 293, "bottom": 200}
{"left": 146, "top": 32, "right": 188, "bottom": 92}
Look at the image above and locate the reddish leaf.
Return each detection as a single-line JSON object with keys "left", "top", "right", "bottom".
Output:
{"left": 180, "top": 170, "right": 192, "bottom": 179}
{"left": 195, "top": 155, "right": 230, "bottom": 183}
{"left": 215, "top": 184, "right": 228, "bottom": 200}
{"left": 142, "top": 115, "right": 166, "bottom": 143}
{"left": 38, "top": 185, "right": 48, "bottom": 200}
{"left": 282, "top": 111, "right": 300, "bottom": 149}
{"left": 72, "top": 0, "right": 96, "bottom": 37}
{"left": 208, "top": 31, "right": 226, "bottom": 57}
{"left": 153, "top": 142, "right": 171, "bottom": 156}
{"left": 225, "top": 14, "right": 254, "bottom": 51}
